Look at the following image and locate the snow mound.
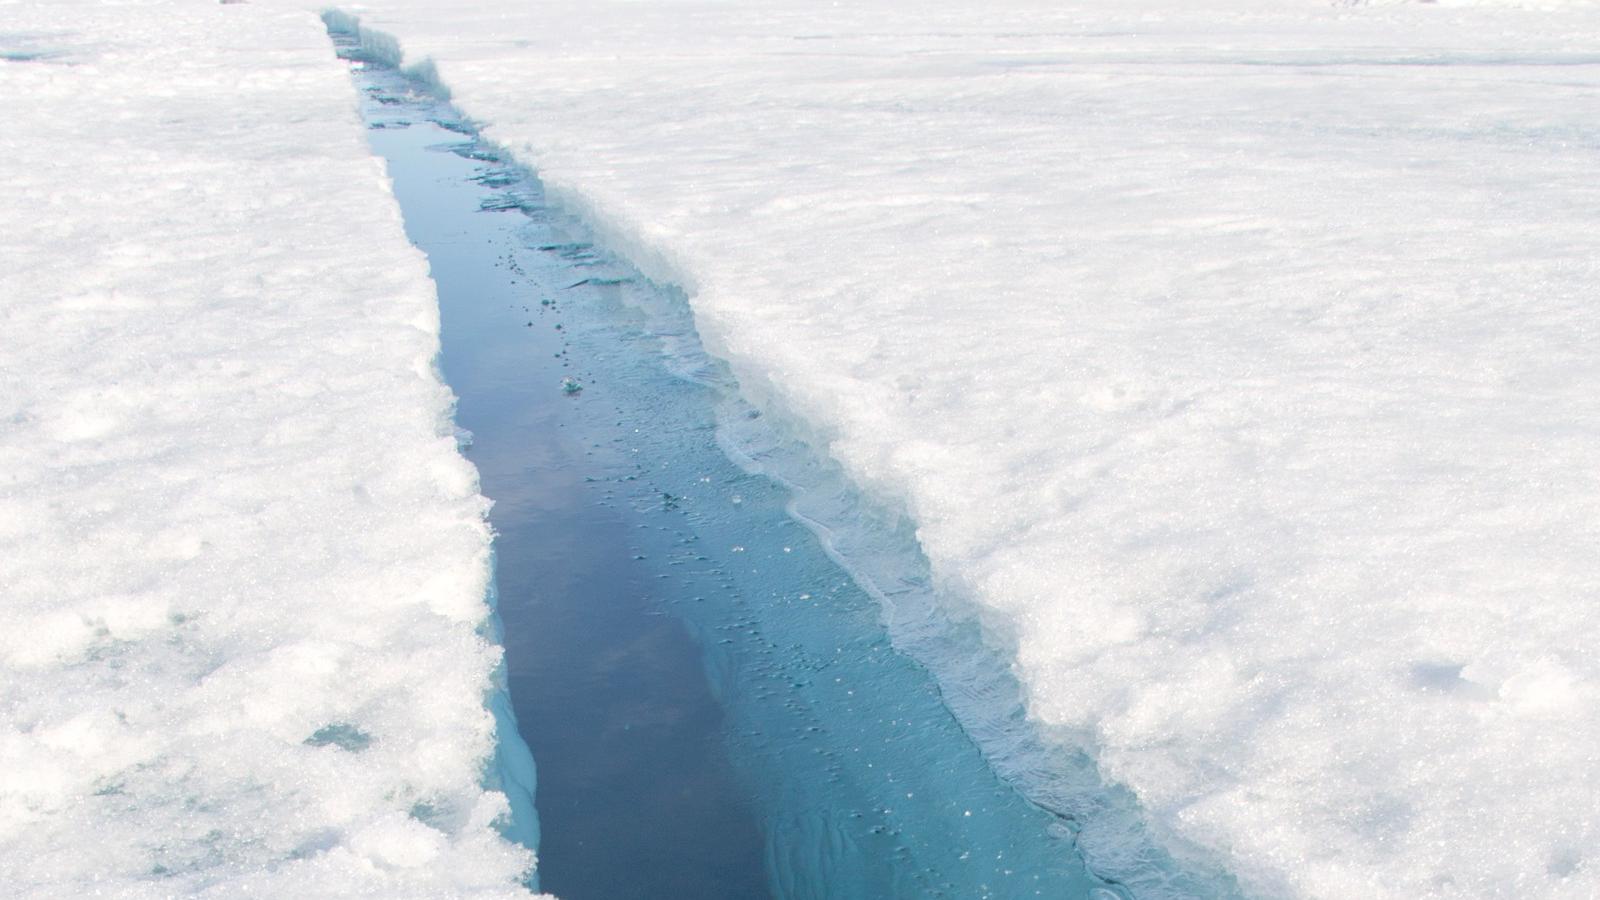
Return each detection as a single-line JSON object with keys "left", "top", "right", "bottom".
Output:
{"left": 305, "top": 1, "right": 1600, "bottom": 897}
{"left": 1, "top": 2, "right": 541, "bottom": 896}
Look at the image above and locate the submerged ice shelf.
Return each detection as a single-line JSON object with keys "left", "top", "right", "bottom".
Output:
{"left": 338, "top": 30, "right": 1233, "bottom": 900}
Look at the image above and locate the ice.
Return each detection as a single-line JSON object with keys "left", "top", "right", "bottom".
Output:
{"left": 297, "top": 2, "right": 1600, "bottom": 897}
{"left": 1, "top": 2, "right": 540, "bottom": 896}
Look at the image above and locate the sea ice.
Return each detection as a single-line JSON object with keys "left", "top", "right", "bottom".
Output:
{"left": 1, "top": 2, "right": 541, "bottom": 896}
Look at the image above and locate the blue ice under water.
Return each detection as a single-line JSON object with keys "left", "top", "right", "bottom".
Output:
{"left": 339, "top": 29, "right": 1235, "bottom": 900}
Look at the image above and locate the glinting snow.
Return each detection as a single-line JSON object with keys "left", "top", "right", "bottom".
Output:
{"left": 0, "top": 3, "right": 539, "bottom": 896}
{"left": 288, "top": 1, "right": 1600, "bottom": 898}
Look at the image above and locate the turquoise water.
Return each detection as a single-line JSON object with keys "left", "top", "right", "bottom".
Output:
{"left": 339, "top": 36, "right": 1221, "bottom": 900}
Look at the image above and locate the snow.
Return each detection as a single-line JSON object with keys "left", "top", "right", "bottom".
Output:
{"left": 295, "top": 2, "right": 1600, "bottom": 898}
{"left": 1, "top": 2, "right": 539, "bottom": 896}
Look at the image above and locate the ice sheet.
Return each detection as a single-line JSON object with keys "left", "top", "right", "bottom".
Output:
{"left": 0, "top": 3, "right": 539, "bottom": 896}
{"left": 303, "top": 2, "right": 1600, "bottom": 897}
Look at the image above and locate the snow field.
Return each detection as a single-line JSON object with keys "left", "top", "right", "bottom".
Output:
{"left": 1, "top": 3, "right": 538, "bottom": 896}
{"left": 303, "top": 2, "right": 1600, "bottom": 897}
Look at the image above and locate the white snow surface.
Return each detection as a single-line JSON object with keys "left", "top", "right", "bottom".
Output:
{"left": 306, "top": 1, "right": 1600, "bottom": 897}
{"left": 1, "top": 3, "right": 538, "bottom": 896}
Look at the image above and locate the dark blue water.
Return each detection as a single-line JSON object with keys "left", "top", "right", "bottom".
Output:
{"left": 338, "top": 34, "right": 1228, "bottom": 900}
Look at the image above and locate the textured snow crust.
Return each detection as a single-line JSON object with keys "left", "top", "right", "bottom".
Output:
{"left": 0, "top": 3, "right": 539, "bottom": 896}
{"left": 301, "top": 2, "right": 1599, "bottom": 897}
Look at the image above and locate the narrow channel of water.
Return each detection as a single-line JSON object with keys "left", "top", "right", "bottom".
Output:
{"left": 337, "top": 35, "right": 1209, "bottom": 900}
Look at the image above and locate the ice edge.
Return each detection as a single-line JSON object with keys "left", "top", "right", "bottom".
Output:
{"left": 322, "top": 9, "right": 542, "bottom": 892}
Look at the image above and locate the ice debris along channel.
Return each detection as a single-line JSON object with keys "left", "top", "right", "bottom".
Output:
{"left": 332, "top": 22, "right": 1236, "bottom": 900}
